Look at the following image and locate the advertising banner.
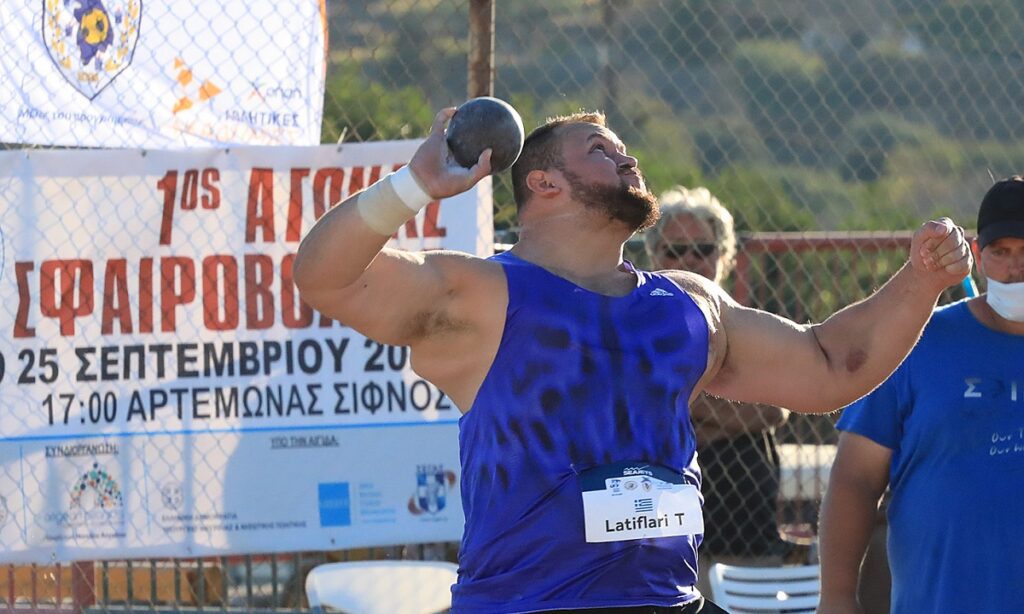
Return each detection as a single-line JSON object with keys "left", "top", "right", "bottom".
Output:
{"left": 1, "top": 0, "right": 327, "bottom": 147}
{"left": 0, "top": 141, "right": 492, "bottom": 562}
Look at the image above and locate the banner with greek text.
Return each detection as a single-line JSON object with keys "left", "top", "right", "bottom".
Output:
{"left": 1, "top": 0, "right": 326, "bottom": 147}
{"left": 0, "top": 141, "right": 491, "bottom": 563}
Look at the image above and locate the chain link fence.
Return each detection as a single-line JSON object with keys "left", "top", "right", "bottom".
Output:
{"left": 3, "top": 0, "right": 1016, "bottom": 610}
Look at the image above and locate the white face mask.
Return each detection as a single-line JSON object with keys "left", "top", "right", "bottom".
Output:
{"left": 986, "top": 278, "right": 1024, "bottom": 322}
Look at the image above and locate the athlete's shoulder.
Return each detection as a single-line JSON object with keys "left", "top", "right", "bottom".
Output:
{"left": 422, "top": 249, "right": 504, "bottom": 274}
{"left": 650, "top": 268, "right": 718, "bottom": 300}
{"left": 411, "top": 250, "right": 507, "bottom": 304}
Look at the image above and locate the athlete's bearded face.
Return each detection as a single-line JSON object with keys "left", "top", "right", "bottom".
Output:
{"left": 563, "top": 169, "right": 660, "bottom": 232}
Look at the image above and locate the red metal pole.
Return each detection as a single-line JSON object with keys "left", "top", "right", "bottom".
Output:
{"left": 70, "top": 563, "right": 95, "bottom": 614}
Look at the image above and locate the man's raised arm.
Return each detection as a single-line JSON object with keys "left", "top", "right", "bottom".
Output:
{"left": 705, "top": 218, "right": 971, "bottom": 413}
{"left": 292, "top": 109, "right": 492, "bottom": 345}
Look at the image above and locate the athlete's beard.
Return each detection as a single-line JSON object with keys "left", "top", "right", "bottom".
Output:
{"left": 563, "top": 170, "right": 660, "bottom": 232}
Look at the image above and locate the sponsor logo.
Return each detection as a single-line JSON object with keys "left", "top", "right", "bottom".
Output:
{"left": 317, "top": 482, "right": 351, "bottom": 527}
{"left": 408, "top": 464, "right": 457, "bottom": 516}
{"left": 170, "top": 57, "right": 222, "bottom": 114}
{"left": 159, "top": 482, "right": 183, "bottom": 509}
{"left": 45, "top": 462, "right": 125, "bottom": 528}
{"left": 649, "top": 288, "right": 674, "bottom": 297}
{"left": 41, "top": 0, "right": 142, "bottom": 99}
{"left": 70, "top": 462, "right": 123, "bottom": 510}
{"left": 247, "top": 81, "right": 303, "bottom": 102}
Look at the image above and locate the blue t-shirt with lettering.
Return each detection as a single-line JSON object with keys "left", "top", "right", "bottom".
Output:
{"left": 837, "top": 299, "right": 1024, "bottom": 614}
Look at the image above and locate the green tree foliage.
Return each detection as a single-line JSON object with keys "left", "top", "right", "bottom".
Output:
{"left": 321, "top": 64, "right": 434, "bottom": 143}
{"left": 840, "top": 113, "right": 939, "bottom": 182}
{"left": 963, "top": 142, "right": 1024, "bottom": 179}
{"left": 709, "top": 166, "right": 815, "bottom": 232}
{"left": 662, "top": 1, "right": 735, "bottom": 65}
{"left": 823, "top": 42, "right": 936, "bottom": 121}
{"left": 907, "top": 0, "right": 1024, "bottom": 59}
{"left": 692, "top": 115, "right": 772, "bottom": 176}
{"left": 884, "top": 137, "right": 1024, "bottom": 227}
{"left": 731, "top": 41, "right": 826, "bottom": 166}
{"left": 836, "top": 180, "right": 921, "bottom": 231}
{"left": 319, "top": 0, "right": 1024, "bottom": 237}
{"left": 820, "top": 37, "right": 1024, "bottom": 144}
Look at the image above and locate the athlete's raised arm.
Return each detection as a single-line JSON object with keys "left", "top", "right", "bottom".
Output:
{"left": 701, "top": 218, "right": 971, "bottom": 413}
{"left": 292, "top": 108, "right": 494, "bottom": 347}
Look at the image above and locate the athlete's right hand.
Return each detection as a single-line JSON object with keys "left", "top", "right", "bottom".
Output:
{"left": 408, "top": 108, "right": 493, "bottom": 200}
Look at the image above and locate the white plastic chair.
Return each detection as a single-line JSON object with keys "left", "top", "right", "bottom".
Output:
{"left": 708, "top": 563, "right": 820, "bottom": 613}
{"left": 304, "top": 560, "right": 458, "bottom": 614}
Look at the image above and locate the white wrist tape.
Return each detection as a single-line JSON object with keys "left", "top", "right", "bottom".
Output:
{"left": 356, "top": 166, "right": 433, "bottom": 236}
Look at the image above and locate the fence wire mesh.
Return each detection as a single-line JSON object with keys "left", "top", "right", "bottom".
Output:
{"left": 1, "top": 0, "right": 1012, "bottom": 610}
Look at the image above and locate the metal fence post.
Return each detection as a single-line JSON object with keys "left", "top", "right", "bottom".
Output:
{"left": 70, "top": 562, "right": 95, "bottom": 614}
{"left": 599, "top": 0, "right": 622, "bottom": 127}
{"left": 468, "top": 0, "right": 494, "bottom": 98}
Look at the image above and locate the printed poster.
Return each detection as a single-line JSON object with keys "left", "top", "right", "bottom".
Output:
{"left": 0, "top": 140, "right": 493, "bottom": 562}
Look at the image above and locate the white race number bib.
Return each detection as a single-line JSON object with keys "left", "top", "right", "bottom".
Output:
{"left": 580, "top": 461, "right": 704, "bottom": 543}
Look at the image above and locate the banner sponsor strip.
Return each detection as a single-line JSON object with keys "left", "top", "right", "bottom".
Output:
{"left": 2, "top": 0, "right": 327, "bottom": 147}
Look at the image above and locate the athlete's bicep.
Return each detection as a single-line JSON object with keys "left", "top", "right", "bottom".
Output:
{"left": 300, "top": 249, "right": 486, "bottom": 347}
{"left": 705, "top": 300, "right": 834, "bottom": 413}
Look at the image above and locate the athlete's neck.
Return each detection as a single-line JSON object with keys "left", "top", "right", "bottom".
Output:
{"left": 509, "top": 235, "right": 636, "bottom": 296}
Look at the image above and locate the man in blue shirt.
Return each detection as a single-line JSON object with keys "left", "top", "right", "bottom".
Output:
{"left": 819, "top": 176, "right": 1024, "bottom": 614}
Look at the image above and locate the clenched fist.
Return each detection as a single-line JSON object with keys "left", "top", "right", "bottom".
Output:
{"left": 909, "top": 217, "right": 973, "bottom": 292}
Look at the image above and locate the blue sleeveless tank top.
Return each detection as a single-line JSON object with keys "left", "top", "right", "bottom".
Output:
{"left": 451, "top": 251, "right": 710, "bottom": 613}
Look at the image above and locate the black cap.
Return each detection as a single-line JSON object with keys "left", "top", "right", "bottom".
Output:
{"left": 978, "top": 177, "right": 1024, "bottom": 249}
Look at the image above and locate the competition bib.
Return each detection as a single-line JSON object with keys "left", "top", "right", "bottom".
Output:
{"left": 580, "top": 461, "right": 704, "bottom": 543}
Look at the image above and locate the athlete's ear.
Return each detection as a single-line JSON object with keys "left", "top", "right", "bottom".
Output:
{"left": 525, "top": 169, "right": 562, "bottom": 199}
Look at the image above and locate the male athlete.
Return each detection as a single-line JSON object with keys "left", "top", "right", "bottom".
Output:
{"left": 294, "top": 108, "right": 971, "bottom": 613}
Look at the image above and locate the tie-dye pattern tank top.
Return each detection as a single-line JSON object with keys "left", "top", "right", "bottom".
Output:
{"left": 451, "top": 251, "right": 710, "bottom": 613}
